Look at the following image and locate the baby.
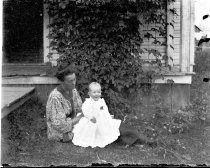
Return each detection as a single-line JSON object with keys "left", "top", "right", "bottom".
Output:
{"left": 72, "top": 82, "right": 121, "bottom": 148}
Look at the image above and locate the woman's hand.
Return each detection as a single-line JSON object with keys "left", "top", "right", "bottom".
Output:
{"left": 90, "top": 117, "right": 96, "bottom": 123}
{"left": 76, "top": 113, "right": 84, "bottom": 117}
{"left": 72, "top": 115, "right": 82, "bottom": 125}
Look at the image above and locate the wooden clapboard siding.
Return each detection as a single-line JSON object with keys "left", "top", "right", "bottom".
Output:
{"left": 173, "top": 59, "right": 180, "bottom": 65}
{"left": 138, "top": 34, "right": 167, "bottom": 61}
{"left": 174, "top": 37, "right": 180, "bottom": 45}
{"left": 174, "top": 30, "right": 181, "bottom": 37}
{"left": 140, "top": 0, "right": 182, "bottom": 67}
{"left": 45, "top": 1, "right": 185, "bottom": 73}
{"left": 174, "top": 45, "right": 180, "bottom": 52}
{"left": 173, "top": 0, "right": 181, "bottom": 66}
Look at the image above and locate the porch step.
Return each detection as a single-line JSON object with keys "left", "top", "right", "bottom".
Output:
{"left": 2, "top": 64, "right": 49, "bottom": 77}
{"left": 1, "top": 87, "right": 35, "bottom": 119}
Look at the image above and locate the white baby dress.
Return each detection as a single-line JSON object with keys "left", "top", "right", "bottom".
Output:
{"left": 72, "top": 98, "right": 121, "bottom": 148}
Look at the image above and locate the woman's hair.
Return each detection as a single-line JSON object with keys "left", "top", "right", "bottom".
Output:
{"left": 56, "top": 65, "right": 77, "bottom": 82}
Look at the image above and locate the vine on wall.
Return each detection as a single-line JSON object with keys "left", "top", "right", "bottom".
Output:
{"left": 45, "top": 0, "right": 176, "bottom": 117}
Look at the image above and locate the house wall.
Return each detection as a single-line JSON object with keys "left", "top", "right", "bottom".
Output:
{"left": 165, "top": 0, "right": 195, "bottom": 73}
{"left": 130, "top": 0, "right": 182, "bottom": 69}
{"left": 44, "top": 1, "right": 182, "bottom": 67}
{"left": 37, "top": 0, "right": 194, "bottom": 109}
{"left": 2, "top": 76, "right": 190, "bottom": 111}
{"left": 43, "top": 0, "right": 194, "bottom": 74}
{"left": 180, "top": 0, "right": 195, "bottom": 73}
{"left": 129, "top": 84, "right": 190, "bottom": 114}
{"left": 173, "top": 0, "right": 181, "bottom": 67}
{"left": 157, "top": 84, "right": 190, "bottom": 110}
{"left": 43, "top": 0, "right": 195, "bottom": 73}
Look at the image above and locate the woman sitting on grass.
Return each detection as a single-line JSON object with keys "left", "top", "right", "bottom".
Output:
{"left": 46, "top": 65, "right": 156, "bottom": 146}
{"left": 46, "top": 66, "right": 83, "bottom": 142}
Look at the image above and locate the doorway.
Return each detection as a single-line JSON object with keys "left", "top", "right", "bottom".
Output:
{"left": 3, "top": 0, "right": 43, "bottom": 63}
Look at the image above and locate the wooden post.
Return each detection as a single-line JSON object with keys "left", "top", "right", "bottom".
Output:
{"left": 43, "top": 2, "right": 50, "bottom": 63}
{"left": 189, "top": 0, "right": 195, "bottom": 73}
{"left": 180, "top": 0, "right": 194, "bottom": 72}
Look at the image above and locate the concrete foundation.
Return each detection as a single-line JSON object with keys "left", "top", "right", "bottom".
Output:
{"left": 158, "top": 84, "right": 190, "bottom": 110}
{"left": 2, "top": 77, "right": 191, "bottom": 112}
{"left": 129, "top": 84, "right": 191, "bottom": 114}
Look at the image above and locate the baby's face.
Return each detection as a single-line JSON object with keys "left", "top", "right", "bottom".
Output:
{"left": 89, "top": 85, "right": 101, "bottom": 101}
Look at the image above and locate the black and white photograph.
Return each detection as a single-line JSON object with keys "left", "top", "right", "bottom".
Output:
{"left": 1, "top": 0, "right": 210, "bottom": 166}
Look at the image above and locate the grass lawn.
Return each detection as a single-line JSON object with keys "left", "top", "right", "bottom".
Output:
{"left": 1, "top": 96, "right": 210, "bottom": 167}
{"left": 1, "top": 50, "right": 210, "bottom": 166}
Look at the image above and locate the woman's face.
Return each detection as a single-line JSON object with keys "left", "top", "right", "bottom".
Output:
{"left": 63, "top": 73, "right": 76, "bottom": 90}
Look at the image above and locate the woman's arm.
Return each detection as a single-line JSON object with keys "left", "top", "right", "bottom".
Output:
{"left": 73, "top": 89, "right": 83, "bottom": 114}
{"left": 72, "top": 114, "right": 83, "bottom": 125}
{"left": 46, "top": 96, "right": 74, "bottom": 134}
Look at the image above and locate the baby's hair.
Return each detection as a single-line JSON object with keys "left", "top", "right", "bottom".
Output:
{"left": 88, "top": 82, "right": 101, "bottom": 91}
